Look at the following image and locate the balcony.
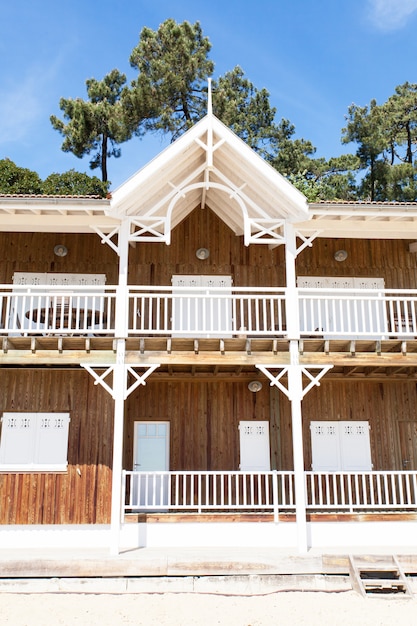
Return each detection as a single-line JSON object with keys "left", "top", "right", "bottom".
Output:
{"left": 1, "top": 284, "right": 417, "bottom": 340}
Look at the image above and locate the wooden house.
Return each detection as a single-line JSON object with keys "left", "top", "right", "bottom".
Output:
{"left": 1, "top": 109, "right": 417, "bottom": 554}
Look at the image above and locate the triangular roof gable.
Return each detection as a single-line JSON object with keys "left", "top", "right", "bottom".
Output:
{"left": 110, "top": 113, "right": 309, "bottom": 245}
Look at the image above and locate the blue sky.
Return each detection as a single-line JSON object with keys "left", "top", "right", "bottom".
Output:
{"left": 1, "top": 0, "right": 417, "bottom": 190}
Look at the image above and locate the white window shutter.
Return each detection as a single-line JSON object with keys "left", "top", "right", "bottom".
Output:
{"left": 310, "top": 421, "right": 341, "bottom": 471}
{"left": 311, "top": 420, "right": 372, "bottom": 471}
{"left": 0, "top": 412, "right": 70, "bottom": 471}
{"left": 340, "top": 422, "right": 372, "bottom": 470}
{"left": 239, "top": 421, "right": 271, "bottom": 471}
{"left": 172, "top": 275, "right": 232, "bottom": 337}
{"left": 0, "top": 413, "right": 36, "bottom": 466}
{"left": 35, "top": 413, "right": 70, "bottom": 469}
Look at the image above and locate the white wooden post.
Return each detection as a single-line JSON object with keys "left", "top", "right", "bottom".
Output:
{"left": 110, "top": 218, "right": 130, "bottom": 555}
{"left": 285, "top": 221, "right": 308, "bottom": 553}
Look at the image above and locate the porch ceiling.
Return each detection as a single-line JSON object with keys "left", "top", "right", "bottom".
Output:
{"left": 298, "top": 202, "right": 417, "bottom": 239}
{"left": 0, "top": 195, "right": 116, "bottom": 233}
{"left": 110, "top": 114, "right": 309, "bottom": 237}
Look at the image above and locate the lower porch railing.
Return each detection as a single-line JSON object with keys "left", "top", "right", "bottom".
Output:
{"left": 123, "top": 470, "right": 295, "bottom": 522}
{"left": 122, "top": 470, "right": 417, "bottom": 520}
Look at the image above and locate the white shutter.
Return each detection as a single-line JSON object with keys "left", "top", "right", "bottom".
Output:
{"left": 0, "top": 413, "right": 36, "bottom": 466}
{"left": 239, "top": 421, "right": 271, "bottom": 471}
{"left": 11, "top": 273, "right": 106, "bottom": 334}
{"left": 0, "top": 412, "right": 70, "bottom": 471}
{"left": 340, "top": 421, "right": 372, "bottom": 470}
{"left": 310, "top": 420, "right": 372, "bottom": 471}
{"left": 35, "top": 413, "right": 70, "bottom": 470}
{"left": 310, "top": 421, "right": 340, "bottom": 471}
{"left": 172, "top": 275, "right": 232, "bottom": 337}
{"left": 298, "top": 276, "right": 385, "bottom": 338}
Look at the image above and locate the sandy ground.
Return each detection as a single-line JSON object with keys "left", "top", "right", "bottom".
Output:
{"left": 0, "top": 591, "right": 416, "bottom": 626}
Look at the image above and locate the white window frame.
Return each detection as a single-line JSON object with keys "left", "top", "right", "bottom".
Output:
{"left": 0, "top": 412, "right": 70, "bottom": 472}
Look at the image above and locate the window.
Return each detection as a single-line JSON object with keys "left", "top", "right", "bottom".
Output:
{"left": 11, "top": 273, "right": 106, "bottom": 334}
{"left": 0, "top": 412, "right": 70, "bottom": 472}
{"left": 172, "top": 275, "right": 233, "bottom": 338}
{"left": 310, "top": 420, "right": 372, "bottom": 471}
{"left": 298, "top": 276, "right": 386, "bottom": 338}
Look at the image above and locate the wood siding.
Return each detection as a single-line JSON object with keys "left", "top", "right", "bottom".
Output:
{"left": 0, "top": 370, "right": 113, "bottom": 524}
{"left": 2, "top": 207, "right": 417, "bottom": 524}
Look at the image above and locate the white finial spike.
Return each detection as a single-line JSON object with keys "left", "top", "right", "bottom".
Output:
{"left": 207, "top": 78, "right": 212, "bottom": 116}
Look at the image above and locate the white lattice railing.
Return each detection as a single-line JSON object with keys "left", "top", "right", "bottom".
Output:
{"left": 123, "top": 470, "right": 417, "bottom": 519}
{"left": 306, "top": 471, "right": 417, "bottom": 512}
{"left": 123, "top": 470, "right": 295, "bottom": 521}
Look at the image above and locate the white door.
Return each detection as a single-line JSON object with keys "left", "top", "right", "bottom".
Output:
{"left": 133, "top": 421, "right": 170, "bottom": 508}
{"left": 239, "top": 421, "right": 271, "bottom": 470}
{"left": 172, "top": 275, "right": 232, "bottom": 337}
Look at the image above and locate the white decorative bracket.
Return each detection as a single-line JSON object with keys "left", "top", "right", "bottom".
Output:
{"left": 92, "top": 225, "right": 121, "bottom": 255}
{"left": 245, "top": 219, "right": 286, "bottom": 246}
{"left": 256, "top": 364, "right": 333, "bottom": 401}
{"left": 82, "top": 364, "right": 160, "bottom": 400}
{"left": 129, "top": 217, "right": 169, "bottom": 243}
{"left": 294, "top": 230, "right": 322, "bottom": 257}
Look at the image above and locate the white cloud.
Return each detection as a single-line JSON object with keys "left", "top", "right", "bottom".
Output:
{"left": 367, "top": 0, "right": 417, "bottom": 31}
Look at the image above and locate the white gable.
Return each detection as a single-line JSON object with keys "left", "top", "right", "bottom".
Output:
{"left": 110, "top": 114, "right": 310, "bottom": 243}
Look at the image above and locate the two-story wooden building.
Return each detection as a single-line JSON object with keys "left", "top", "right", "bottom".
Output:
{"left": 1, "top": 109, "right": 417, "bottom": 554}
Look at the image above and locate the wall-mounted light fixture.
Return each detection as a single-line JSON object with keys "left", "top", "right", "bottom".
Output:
{"left": 54, "top": 244, "right": 68, "bottom": 257}
{"left": 248, "top": 380, "right": 263, "bottom": 393}
{"left": 334, "top": 249, "right": 348, "bottom": 262}
{"left": 196, "top": 247, "right": 210, "bottom": 260}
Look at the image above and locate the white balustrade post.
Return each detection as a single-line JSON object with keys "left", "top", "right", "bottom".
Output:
{"left": 285, "top": 221, "right": 308, "bottom": 551}
{"left": 288, "top": 346, "right": 308, "bottom": 553}
{"left": 284, "top": 222, "right": 300, "bottom": 340}
{"left": 110, "top": 218, "right": 130, "bottom": 555}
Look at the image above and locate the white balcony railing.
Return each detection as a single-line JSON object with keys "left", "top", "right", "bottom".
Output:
{"left": 123, "top": 470, "right": 295, "bottom": 521}
{"left": 298, "top": 288, "right": 417, "bottom": 338}
{"left": 123, "top": 470, "right": 417, "bottom": 519}
{"left": 127, "top": 286, "right": 286, "bottom": 337}
{"left": 0, "top": 285, "right": 117, "bottom": 335}
{"left": 2, "top": 284, "right": 417, "bottom": 339}
{"left": 305, "top": 471, "right": 417, "bottom": 512}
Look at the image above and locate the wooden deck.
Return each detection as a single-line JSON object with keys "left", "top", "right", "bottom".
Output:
{"left": 2, "top": 336, "right": 417, "bottom": 378}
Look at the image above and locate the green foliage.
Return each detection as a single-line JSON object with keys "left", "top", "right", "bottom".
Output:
{"left": 211, "top": 67, "right": 277, "bottom": 155}
{"left": 288, "top": 154, "right": 360, "bottom": 202}
{"left": 0, "top": 158, "right": 42, "bottom": 194}
{"left": 50, "top": 69, "right": 133, "bottom": 182}
{"left": 0, "top": 159, "right": 109, "bottom": 197}
{"left": 342, "top": 84, "right": 417, "bottom": 201}
{"left": 129, "top": 19, "right": 214, "bottom": 138}
{"left": 42, "top": 170, "right": 109, "bottom": 197}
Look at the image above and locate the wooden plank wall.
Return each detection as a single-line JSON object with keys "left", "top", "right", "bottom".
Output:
{"left": 0, "top": 370, "right": 113, "bottom": 524}
{"left": 278, "top": 379, "right": 417, "bottom": 471}
{"left": 124, "top": 380, "right": 280, "bottom": 472}
{"left": 2, "top": 209, "right": 417, "bottom": 290}
{"left": 0, "top": 232, "right": 118, "bottom": 285}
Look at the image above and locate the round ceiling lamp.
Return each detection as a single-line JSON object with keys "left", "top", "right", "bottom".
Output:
{"left": 54, "top": 244, "right": 68, "bottom": 257}
{"left": 334, "top": 249, "right": 348, "bottom": 262}
{"left": 248, "top": 380, "right": 263, "bottom": 393}
{"left": 196, "top": 247, "right": 210, "bottom": 260}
